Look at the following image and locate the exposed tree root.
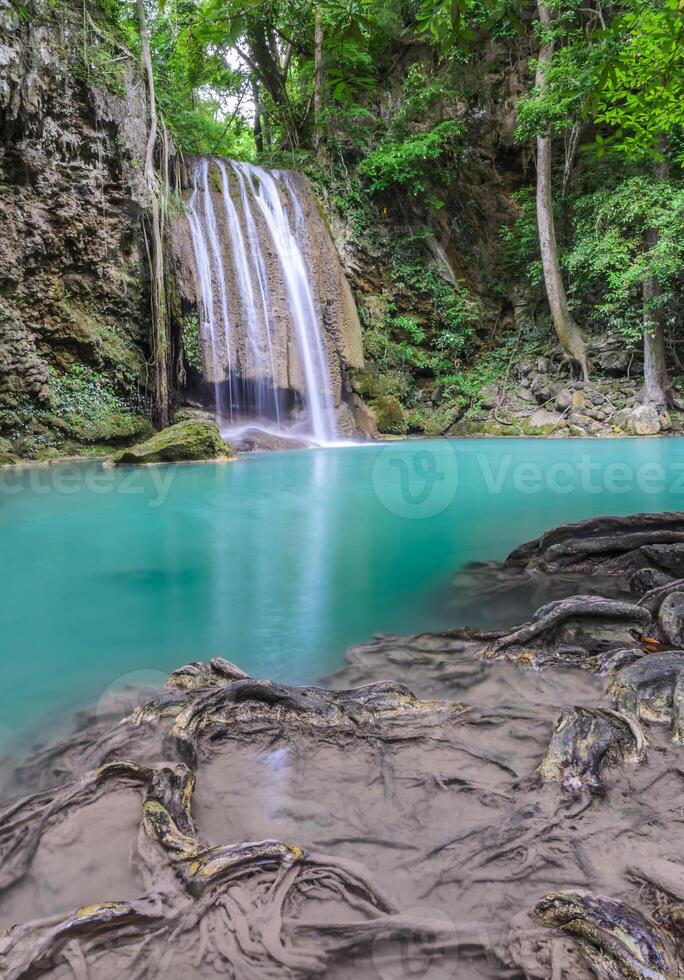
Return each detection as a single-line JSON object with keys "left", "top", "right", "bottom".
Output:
{"left": 539, "top": 707, "right": 646, "bottom": 795}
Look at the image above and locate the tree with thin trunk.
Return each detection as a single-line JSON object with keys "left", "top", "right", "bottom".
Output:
{"left": 642, "top": 152, "right": 670, "bottom": 408}
{"left": 136, "top": 0, "right": 170, "bottom": 428}
{"left": 313, "top": 6, "right": 327, "bottom": 165}
{"left": 535, "top": 1, "right": 589, "bottom": 381}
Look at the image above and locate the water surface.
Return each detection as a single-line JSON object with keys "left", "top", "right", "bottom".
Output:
{"left": 0, "top": 438, "right": 682, "bottom": 746}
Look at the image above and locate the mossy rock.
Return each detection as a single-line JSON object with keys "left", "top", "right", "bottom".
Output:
{"left": 0, "top": 452, "right": 17, "bottom": 465}
{"left": 113, "top": 420, "right": 232, "bottom": 465}
{"left": 424, "top": 400, "right": 464, "bottom": 437}
{"left": 349, "top": 367, "right": 384, "bottom": 400}
{"left": 369, "top": 395, "right": 408, "bottom": 435}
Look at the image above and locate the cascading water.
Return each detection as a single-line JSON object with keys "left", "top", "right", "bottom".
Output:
{"left": 185, "top": 158, "right": 338, "bottom": 444}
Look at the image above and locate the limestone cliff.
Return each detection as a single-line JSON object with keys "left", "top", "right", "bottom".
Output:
{"left": 0, "top": 0, "right": 152, "bottom": 459}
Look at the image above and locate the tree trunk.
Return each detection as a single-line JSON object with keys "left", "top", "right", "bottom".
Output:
{"left": 136, "top": 0, "right": 170, "bottom": 428}
{"left": 248, "top": 26, "right": 298, "bottom": 150}
{"left": 314, "top": 7, "right": 327, "bottom": 165}
{"left": 535, "top": 1, "right": 589, "bottom": 381}
{"left": 252, "top": 80, "right": 264, "bottom": 154}
{"left": 642, "top": 153, "right": 670, "bottom": 407}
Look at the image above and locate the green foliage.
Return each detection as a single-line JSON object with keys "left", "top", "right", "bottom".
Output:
{"left": 566, "top": 176, "right": 684, "bottom": 341}
{"left": 50, "top": 364, "right": 142, "bottom": 427}
{"left": 359, "top": 121, "right": 465, "bottom": 196}
{"left": 180, "top": 313, "right": 204, "bottom": 374}
{"left": 499, "top": 187, "right": 544, "bottom": 291}
{"left": 591, "top": 0, "right": 684, "bottom": 163}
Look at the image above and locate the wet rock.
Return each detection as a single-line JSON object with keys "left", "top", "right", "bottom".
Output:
{"left": 228, "top": 427, "right": 312, "bottom": 452}
{"left": 658, "top": 592, "right": 684, "bottom": 647}
{"left": 112, "top": 420, "right": 231, "bottom": 464}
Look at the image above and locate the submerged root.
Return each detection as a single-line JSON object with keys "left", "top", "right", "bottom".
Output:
{"left": 1, "top": 668, "right": 446, "bottom": 979}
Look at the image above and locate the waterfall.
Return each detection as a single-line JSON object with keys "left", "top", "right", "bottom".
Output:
{"left": 185, "top": 158, "right": 338, "bottom": 443}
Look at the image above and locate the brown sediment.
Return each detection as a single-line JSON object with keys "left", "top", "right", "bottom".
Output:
{"left": 2, "top": 512, "right": 684, "bottom": 978}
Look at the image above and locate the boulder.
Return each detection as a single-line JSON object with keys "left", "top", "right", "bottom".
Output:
{"left": 369, "top": 395, "right": 407, "bottom": 435}
{"left": 480, "top": 384, "right": 499, "bottom": 410}
{"left": 658, "top": 592, "right": 684, "bottom": 647}
{"left": 112, "top": 420, "right": 231, "bottom": 464}
{"left": 555, "top": 389, "right": 572, "bottom": 412}
{"left": 516, "top": 386, "right": 537, "bottom": 405}
{"left": 424, "top": 399, "right": 464, "bottom": 436}
{"left": 529, "top": 409, "right": 561, "bottom": 432}
{"left": 619, "top": 405, "right": 661, "bottom": 435}
{"left": 570, "top": 390, "right": 586, "bottom": 412}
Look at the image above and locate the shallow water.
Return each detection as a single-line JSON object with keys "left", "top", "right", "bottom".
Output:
{"left": 0, "top": 437, "right": 682, "bottom": 747}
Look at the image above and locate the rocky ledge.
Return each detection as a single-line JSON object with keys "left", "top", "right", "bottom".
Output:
{"left": 2, "top": 512, "right": 684, "bottom": 978}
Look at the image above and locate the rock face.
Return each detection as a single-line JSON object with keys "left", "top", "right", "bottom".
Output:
{"left": 113, "top": 420, "right": 231, "bottom": 464}
{"left": 0, "top": 0, "right": 152, "bottom": 457}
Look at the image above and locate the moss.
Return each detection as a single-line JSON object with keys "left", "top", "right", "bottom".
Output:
{"left": 0, "top": 452, "right": 18, "bottom": 465}
{"left": 67, "top": 412, "right": 153, "bottom": 444}
{"left": 113, "top": 420, "right": 232, "bottom": 465}
{"left": 423, "top": 400, "right": 464, "bottom": 436}
{"left": 369, "top": 395, "right": 408, "bottom": 435}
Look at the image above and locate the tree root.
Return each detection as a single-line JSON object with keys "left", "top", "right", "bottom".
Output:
{"left": 534, "top": 890, "right": 679, "bottom": 979}
{"left": 539, "top": 707, "right": 646, "bottom": 795}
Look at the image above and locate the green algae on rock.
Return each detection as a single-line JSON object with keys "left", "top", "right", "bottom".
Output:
{"left": 112, "top": 419, "right": 231, "bottom": 465}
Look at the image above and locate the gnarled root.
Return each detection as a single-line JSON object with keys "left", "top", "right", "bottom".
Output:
{"left": 0, "top": 702, "right": 406, "bottom": 978}
{"left": 534, "top": 890, "right": 680, "bottom": 979}
{"left": 539, "top": 706, "right": 646, "bottom": 795}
